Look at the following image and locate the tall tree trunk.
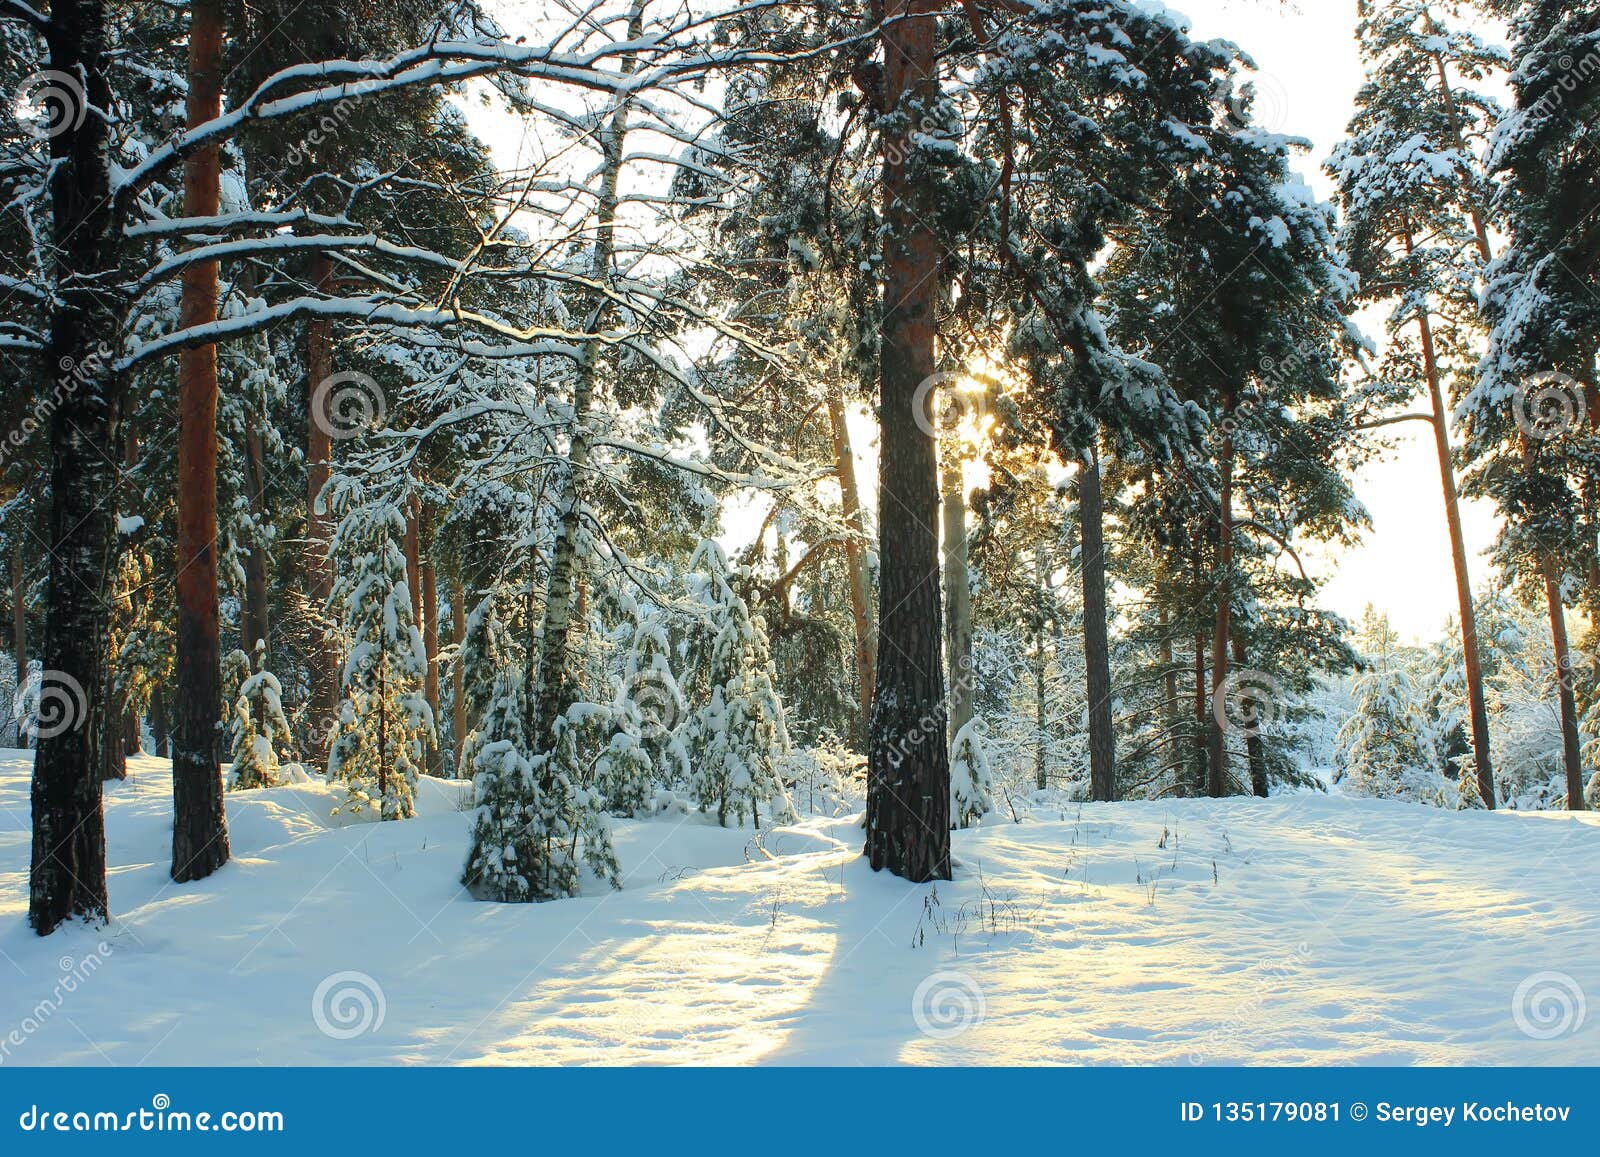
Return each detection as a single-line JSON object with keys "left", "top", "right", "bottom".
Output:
{"left": 11, "top": 540, "right": 26, "bottom": 746}
{"left": 828, "top": 388, "right": 876, "bottom": 749}
{"left": 1407, "top": 228, "right": 1496, "bottom": 809}
{"left": 941, "top": 439, "right": 973, "bottom": 742}
{"left": 1159, "top": 607, "right": 1178, "bottom": 779}
{"left": 30, "top": 0, "right": 119, "bottom": 934}
{"left": 1034, "top": 548, "right": 1048, "bottom": 791}
{"left": 529, "top": 3, "right": 642, "bottom": 758}
{"left": 304, "top": 251, "right": 337, "bottom": 754}
{"left": 1542, "top": 559, "right": 1586, "bottom": 810}
{"left": 1231, "top": 636, "right": 1269, "bottom": 797}
{"left": 864, "top": 0, "right": 952, "bottom": 882}
{"left": 1192, "top": 633, "right": 1208, "bottom": 797}
{"left": 420, "top": 506, "right": 440, "bottom": 772}
{"left": 1207, "top": 420, "right": 1235, "bottom": 798}
{"left": 149, "top": 688, "right": 169, "bottom": 759}
{"left": 450, "top": 570, "right": 467, "bottom": 777}
{"left": 241, "top": 414, "right": 271, "bottom": 656}
{"left": 1079, "top": 449, "right": 1116, "bottom": 801}
{"left": 171, "top": 0, "right": 230, "bottom": 883}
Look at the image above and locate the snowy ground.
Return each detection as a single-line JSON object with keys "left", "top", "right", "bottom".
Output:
{"left": 1, "top": 750, "right": 1596, "bottom": 1065}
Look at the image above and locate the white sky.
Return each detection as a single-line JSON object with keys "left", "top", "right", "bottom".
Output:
{"left": 466, "top": 0, "right": 1506, "bottom": 645}
{"left": 1171, "top": 0, "right": 1504, "bottom": 641}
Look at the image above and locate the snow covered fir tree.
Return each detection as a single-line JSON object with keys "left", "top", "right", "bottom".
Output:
{"left": 1, "top": 0, "right": 1599, "bottom": 1076}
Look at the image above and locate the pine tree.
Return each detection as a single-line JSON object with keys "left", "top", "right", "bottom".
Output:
{"left": 682, "top": 542, "right": 796, "bottom": 828}
{"left": 325, "top": 484, "right": 434, "bottom": 821}
{"left": 949, "top": 720, "right": 995, "bottom": 829}
{"left": 229, "top": 643, "right": 296, "bottom": 790}
{"left": 1337, "top": 664, "right": 1450, "bottom": 804}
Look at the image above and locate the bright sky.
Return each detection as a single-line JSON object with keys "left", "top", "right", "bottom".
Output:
{"left": 1171, "top": 0, "right": 1504, "bottom": 641}
{"left": 467, "top": 0, "right": 1505, "bottom": 646}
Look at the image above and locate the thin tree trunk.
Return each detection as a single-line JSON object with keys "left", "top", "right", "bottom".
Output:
{"left": 450, "top": 570, "right": 467, "bottom": 777}
{"left": 941, "top": 438, "right": 973, "bottom": 741}
{"left": 30, "top": 0, "right": 119, "bottom": 934}
{"left": 1207, "top": 420, "right": 1235, "bottom": 798}
{"left": 1406, "top": 228, "right": 1496, "bottom": 809}
{"left": 1543, "top": 558, "right": 1586, "bottom": 810}
{"left": 11, "top": 540, "right": 26, "bottom": 746}
{"left": 420, "top": 506, "right": 440, "bottom": 773}
{"left": 171, "top": 0, "right": 230, "bottom": 883}
{"left": 1193, "top": 633, "right": 1208, "bottom": 797}
{"left": 1079, "top": 449, "right": 1116, "bottom": 801}
{"left": 1232, "top": 636, "right": 1269, "bottom": 797}
{"left": 304, "top": 251, "right": 337, "bottom": 753}
{"left": 864, "top": 0, "right": 952, "bottom": 882}
{"left": 241, "top": 418, "right": 271, "bottom": 656}
{"left": 828, "top": 388, "right": 876, "bottom": 748}
{"left": 529, "top": 3, "right": 642, "bottom": 758}
{"left": 149, "top": 688, "right": 169, "bottom": 759}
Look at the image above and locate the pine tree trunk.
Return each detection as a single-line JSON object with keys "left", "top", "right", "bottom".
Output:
{"left": 1207, "top": 422, "right": 1234, "bottom": 798}
{"left": 941, "top": 445, "right": 973, "bottom": 741}
{"left": 1232, "top": 636, "right": 1269, "bottom": 797}
{"left": 1192, "top": 633, "right": 1208, "bottom": 797}
{"left": 1079, "top": 450, "right": 1116, "bottom": 801}
{"left": 864, "top": 0, "right": 952, "bottom": 882}
{"left": 30, "top": 0, "right": 119, "bottom": 934}
{"left": 420, "top": 507, "right": 440, "bottom": 773}
{"left": 1542, "top": 559, "right": 1585, "bottom": 810}
{"left": 450, "top": 570, "right": 467, "bottom": 777}
{"left": 1408, "top": 229, "right": 1495, "bottom": 809}
{"left": 149, "top": 688, "right": 169, "bottom": 758}
{"left": 828, "top": 389, "right": 876, "bottom": 749}
{"left": 304, "top": 251, "right": 337, "bottom": 754}
{"left": 1159, "top": 608, "right": 1178, "bottom": 779}
{"left": 171, "top": 0, "right": 230, "bottom": 883}
{"left": 242, "top": 417, "right": 272, "bottom": 655}
{"left": 11, "top": 539, "right": 26, "bottom": 743}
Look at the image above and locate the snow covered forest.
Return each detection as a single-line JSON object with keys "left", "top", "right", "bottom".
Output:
{"left": 0, "top": 0, "right": 1597, "bottom": 1065}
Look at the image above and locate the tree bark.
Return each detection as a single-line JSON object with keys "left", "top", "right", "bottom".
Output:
{"left": 241, "top": 410, "right": 272, "bottom": 656}
{"left": 864, "top": 0, "right": 952, "bottom": 881}
{"left": 11, "top": 540, "right": 26, "bottom": 744}
{"left": 1207, "top": 421, "right": 1235, "bottom": 798}
{"left": 30, "top": 0, "right": 119, "bottom": 934}
{"left": 171, "top": 0, "right": 231, "bottom": 883}
{"left": 1232, "top": 636, "right": 1269, "bottom": 797}
{"left": 1542, "top": 559, "right": 1586, "bottom": 810}
{"left": 529, "top": 3, "right": 642, "bottom": 758}
{"left": 1407, "top": 229, "right": 1495, "bottom": 809}
{"left": 1079, "top": 449, "right": 1116, "bottom": 801}
{"left": 941, "top": 435, "right": 973, "bottom": 742}
{"left": 304, "top": 250, "right": 337, "bottom": 753}
{"left": 419, "top": 506, "right": 440, "bottom": 772}
{"left": 828, "top": 388, "right": 876, "bottom": 749}
{"left": 1192, "top": 633, "right": 1208, "bottom": 797}
{"left": 450, "top": 570, "right": 467, "bottom": 777}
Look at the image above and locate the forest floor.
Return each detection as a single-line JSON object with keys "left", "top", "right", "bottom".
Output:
{"left": 1, "top": 749, "right": 1597, "bottom": 1065}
